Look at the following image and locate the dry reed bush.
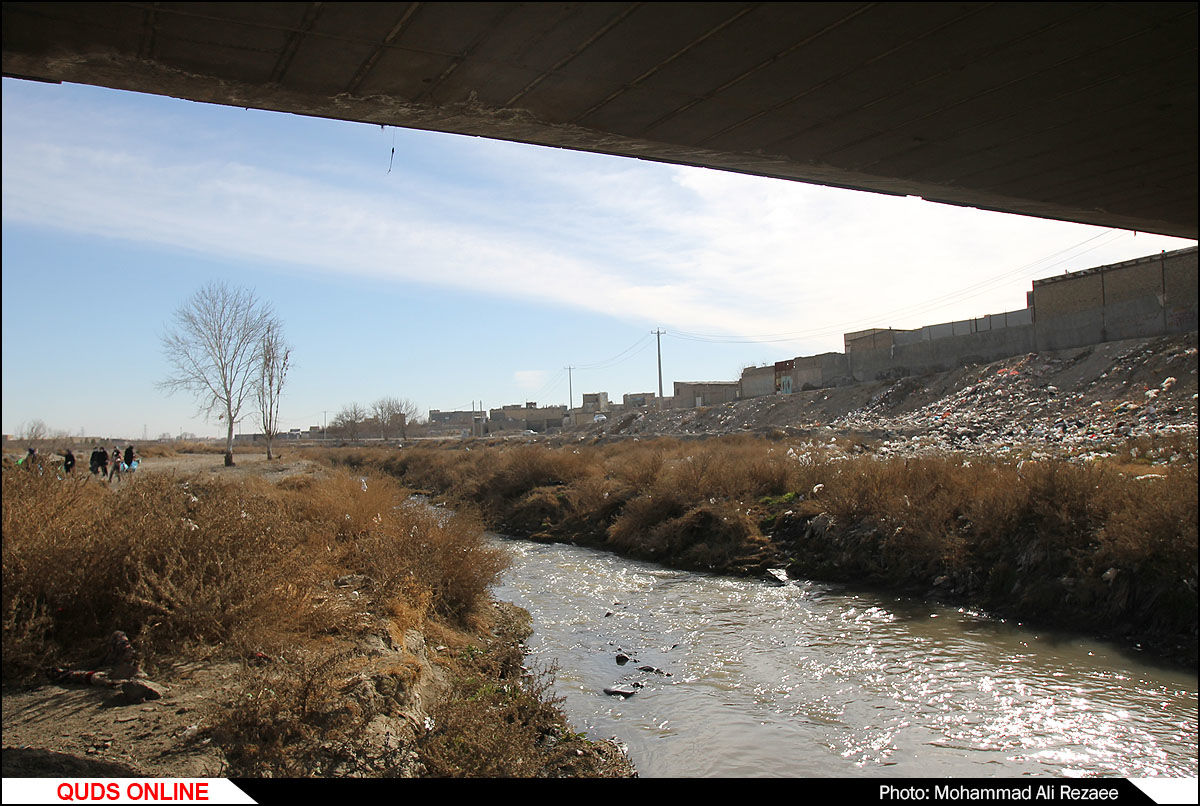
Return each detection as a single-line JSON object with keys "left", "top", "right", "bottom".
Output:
{"left": 2, "top": 470, "right": 112, "bottom": 673}
{"left": 655, "top": 502, "right": 764, "bottom": 570}
{"left": 505, "top": 486, "right": 568, "bottom": 534}
{"left": 602, "top": 442, "right": 667, "bottom": 490}
{"left": 481, "top": 445, "right": 595, "bottom": 502}
{"left": 416, "top": 604, "right": 622, "bottom": 779}
{"left": 563, "top": 475, "right": 632, "bottom": 527}
{"left": 2, "top": 469, "right": 321, "bottom": 678}
{"left": 697, "top": 439, "right": 798, "bottom": 500}
{"left": 654, "top": 449, "right": 721, "bottom": 502}
{"left": 364, "top": 445, "right": 495, "bottom": 500}
{"left": 3, "top": 461, "right": 509, "bottom": 680}
{"left": 606, "top": 489, "right": 690, "bottom": 558}
{"left": 207, "top": 644, "right": 386, "bottom": 777}
{"left": 418, "top": 659, "right": 577, "bottom": 778}
{"left": 349, "top": 500, "right": 509, "bottom": 623}
{"left": 273, "top": 467, "right": 509, "bottom": 625}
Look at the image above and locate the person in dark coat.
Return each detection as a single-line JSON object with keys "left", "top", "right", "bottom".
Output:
{"left": 89, "top": 447, "right": 107, "bottom": 475}
{"left": 62, "top": 449, "right": 76, "bottom": 474}
{"left": 124, "top": 445, "right": 135, "bottom": 471}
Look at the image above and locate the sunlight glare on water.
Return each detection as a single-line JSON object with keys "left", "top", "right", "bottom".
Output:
{"left": 491, "top": 536, "right": 1199, "bottom": 779}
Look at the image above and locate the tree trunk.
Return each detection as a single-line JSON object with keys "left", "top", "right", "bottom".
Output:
{"left": 225, "top": 416, "right": 235, "bottom": 466}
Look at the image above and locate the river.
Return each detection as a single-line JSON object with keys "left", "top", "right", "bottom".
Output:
{"left": 490, "top": 536, "right": 1198, "bottom": 779}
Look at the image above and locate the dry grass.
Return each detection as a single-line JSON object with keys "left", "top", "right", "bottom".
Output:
{"left": 2, "top": 465, "right": 506, "bottom": 680}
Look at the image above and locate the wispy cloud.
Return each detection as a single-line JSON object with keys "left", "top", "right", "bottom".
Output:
{"left": 513, "top": 370, "right": 547, "bottom": 390}
{"left": 4, "top": 88, "right": 1194, "bottom": 356}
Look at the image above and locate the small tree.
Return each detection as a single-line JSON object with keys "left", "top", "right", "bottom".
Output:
{"left": 160, "top": 282, "right": 275, "bottom": 466}
{"left": 19, "top": 420, "right": 48, "bottom": 442}
{"left": 256, "top": 320, "right": 291, "bottom": 460}
{"left": 372, "top": 396, "right": 420, "bottom": 439}
{"left": 330, "top": 403, "right": 368, "bottom": 440}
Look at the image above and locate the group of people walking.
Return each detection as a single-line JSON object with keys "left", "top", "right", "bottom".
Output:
{"left": 87, "top": 445, "right": 138, "bottom": 481}
{"left": 17, "top": 445, "right": 139, "bottom": 481}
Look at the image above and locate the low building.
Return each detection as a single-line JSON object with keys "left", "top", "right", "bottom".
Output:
{"left": 672, "top": 381, "right": 740, "bottom": 408}
{"left": 581, "top": 392, "right": 610, "bottom": 413}
{"left": 489, "top": 402, "right": 568, "bottom": 433}
{"left": 622, "top": 392, "right": 657, "bottom": 407}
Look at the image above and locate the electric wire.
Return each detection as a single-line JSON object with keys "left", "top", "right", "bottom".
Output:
{"left": 667, "top": 229, "right": 1133, "bottom": 344}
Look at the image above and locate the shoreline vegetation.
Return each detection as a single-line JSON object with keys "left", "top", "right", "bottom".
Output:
{"left": 1, "top": 458, "right": 635, "bottom": 777}
{"left": 317, "top": 434, "right": 1197, "bottom": 668}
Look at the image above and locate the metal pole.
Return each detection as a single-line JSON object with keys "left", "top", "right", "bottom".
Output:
{"left": 654, "top": 329, "right": 664, "bottom": 399}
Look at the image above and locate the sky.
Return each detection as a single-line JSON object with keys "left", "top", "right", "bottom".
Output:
{"left": 2, "top": 78, "right": 1195, "bottom": 441}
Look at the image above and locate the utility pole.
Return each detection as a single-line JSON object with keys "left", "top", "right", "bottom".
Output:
{"left": 653, "top": 329, "right": 664, "bottom": 400}
{"left": 565, "top": 366, "right": 574, "bottom": 411}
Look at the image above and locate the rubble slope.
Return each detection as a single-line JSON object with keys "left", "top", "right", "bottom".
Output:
{"left": 580, "top": 333, "right": 1198, "bottom": 459}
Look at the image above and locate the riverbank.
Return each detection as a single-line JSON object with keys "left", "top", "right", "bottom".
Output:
{"left": 1, "top": 457, "right": 635, "bottom": 778}
{"left": 320, "top": 436, "right": 1197, "bottom": 668}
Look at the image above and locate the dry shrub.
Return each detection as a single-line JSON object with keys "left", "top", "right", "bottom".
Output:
{"left": 417, "top": 637, "right": 618, "bottom": 777}
{"left": 172, "top": 441, "right": 229, "bottom": 454}
{"left": 348, "top": 502, "right": 509, "bottom": 623}
{"left": 419, "top": 665, "right": 569, "bottom": 777}
{"left": 2, "top": 463, "right": 509, "bottom": 680}
{"left": 656, "top": 502, "right": 763, "bottom": 570}
{"left": 563, "top": 475, "right": 632, "bottom": 529}
{"left": 507, "top": 486, "right": 568, "bottom": 534}
{"left": 482, "top": 445, "right": 593, "bottom": 502}
{"left": 208, "top": 645, "right": 388, "bottom": 777}
{"left": 603, "top": 444, "right": 665, "bottom": 490}
{"left": 606, "top": 489, "right": 689, "bottom": 558}
{"left": 2, "top": 469, "right": 326, "bottom": 676}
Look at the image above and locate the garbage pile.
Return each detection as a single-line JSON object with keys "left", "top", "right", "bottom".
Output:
{"left": 575, "top": 333, "right": 1197, "bottom": 462}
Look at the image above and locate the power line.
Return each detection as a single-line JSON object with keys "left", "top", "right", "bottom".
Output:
{"left": 667, "top": 229, "right": 1132, "bottom": 344}
{"left": 573, "top": 333, "right": 654, "bottom": 370}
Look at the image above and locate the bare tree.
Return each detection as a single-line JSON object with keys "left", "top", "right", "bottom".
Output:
{"left": 160, "top": 282, "right": 275, "bottom": 466}
{"left": 256, "top": 319, "right": 291, "bottom": 460}
{"left": 372, "top": 396, "right": 421, "bottom": 439}
{"left": 330, "top": 403, "right": 368, "bottom": 440}
{"left": 19, "top": 419, "right": 49, "bottom": 442}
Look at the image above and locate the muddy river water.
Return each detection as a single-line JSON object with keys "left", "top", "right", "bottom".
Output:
{"left": 490, "top": 536, "right": 1198, "bottom": 779}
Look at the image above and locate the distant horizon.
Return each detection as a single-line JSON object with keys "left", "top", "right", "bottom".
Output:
{"left": 4, "top": 79, "right": 1195, "bottom": 440}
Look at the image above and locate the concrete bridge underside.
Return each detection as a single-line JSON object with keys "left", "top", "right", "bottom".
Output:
{"left": 3, "top": 2, "right": 1196, "bottom": 239}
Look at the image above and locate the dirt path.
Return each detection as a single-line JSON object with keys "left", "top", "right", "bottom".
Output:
{"left": 134, "top": 452, "right": 325, "bottom": 482}
{"left": 3, "top": 661, "right": 238, "bottom": 777}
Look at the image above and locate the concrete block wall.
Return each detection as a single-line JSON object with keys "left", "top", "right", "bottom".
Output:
{"left": 673, "top": 381, "right": 740, "bottom": 408}
{"left": 1033, "top": 247, "right": 1197, "bottom": 351}
{"left": 729, "top": 247, "right": 1196, "bottom": 405}
{"left": 793, "top": 352, "right": 850, "bottom": 388}
{"left": 740, "top": 366, "right": 775, "bottom": 398}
